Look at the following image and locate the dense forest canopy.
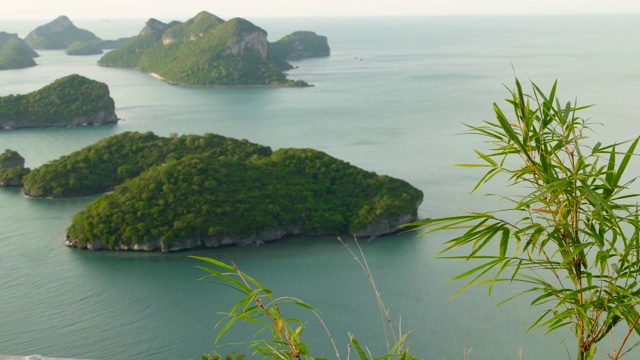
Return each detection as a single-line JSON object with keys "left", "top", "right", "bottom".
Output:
{"left": 23, "top": 131, "right": 272, "bottom": 197}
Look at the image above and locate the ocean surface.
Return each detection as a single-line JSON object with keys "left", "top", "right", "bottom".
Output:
{"left": 1, "top": 15, "right": 640, "bottom": 360}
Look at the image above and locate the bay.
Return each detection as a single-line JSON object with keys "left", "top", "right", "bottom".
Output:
{"left": 1, "top": 15, "right": 640, "bottom": 359}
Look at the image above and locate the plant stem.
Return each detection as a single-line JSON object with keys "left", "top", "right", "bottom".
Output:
{"left": 611, "top": 310, "right": 640, "bottom": 360}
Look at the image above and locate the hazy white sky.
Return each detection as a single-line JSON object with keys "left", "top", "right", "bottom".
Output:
{"left": 1, "top": 0, "right": 639, "bottom": 20}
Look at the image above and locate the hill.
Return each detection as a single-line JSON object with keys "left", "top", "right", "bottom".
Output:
{"left": 98, "top": 11, "right": 330, "bottom": 86}
{"left": 24, "top": 15, "right": 102, "bottom": 50}
{"left": 56, "top": 133, "right": 421, "bottom": 251}
{"left": 0, "top": 32, "right": 38, "bottom": 70}
{"left": 0, "top": 74, "right": 118, "bottom": 129}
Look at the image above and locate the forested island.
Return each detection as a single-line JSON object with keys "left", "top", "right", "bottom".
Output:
{"left": 0, "top": 74, "right": 118, "bottom": 129}
{"left": 24, "top": 15, "right": 101, "bottom": 50}
{"left": 22, "top": 131, "right": 422, "bottom": 251}
{"left": 98, "top": 11, "right": 330, "bottom": 86}
{"left": 23, "top": 15, "right": 134, "bottom": 55}
{"left": 0, "top": 32, "right": 38, "bottom": 70}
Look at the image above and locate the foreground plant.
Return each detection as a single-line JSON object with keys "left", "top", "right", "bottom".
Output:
{"left": 413, "top": 79, "right": 640, "bottom": 359}
{"left": 192, "top": 238, "right": 414, "bottom": 360}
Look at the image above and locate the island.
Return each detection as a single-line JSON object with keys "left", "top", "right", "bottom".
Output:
{"left": 65, "top": 41, "right": 104, "bottom": 55}
{"left": 0, "top": 32, "right": 39, "bottom": 70}
{"left": 270, "top": 31, "right": 331, "bottom": 60}
{"left": 0, "top": 74, "right": 118, "bottom": 129}
{"left": 24, "top": 15, "right": 102, "bottom": 50}
{"left": 97, "top": 11, "right": 330, "bottom": 86}
{"left": 21, "top": 131, "right": 422, "bottom": 251}
{"left": 0, "top": 149, "right": 30, "bottom": 186}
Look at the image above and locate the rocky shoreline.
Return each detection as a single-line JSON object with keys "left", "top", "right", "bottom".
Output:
{"left": 65, "top": 213, "right": 418, "bottom": 252}
{"left": 1, "top": 111, "right": 118, "bottom": 130}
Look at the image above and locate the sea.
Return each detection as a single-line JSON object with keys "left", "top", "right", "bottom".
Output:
{"left": 1, "top": 14, "right": 640, "bottom": 360}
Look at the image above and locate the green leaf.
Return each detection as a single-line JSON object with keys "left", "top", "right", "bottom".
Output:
{"left": 190, "top": 256, "right": 235, "bottom": 271}
{"left": 349, "top": 333, "right": 370, "bottom": 360}
{"left": 499, "top": 228, "right": 510, "bottom": 258}
{"left": 298, "top": 342, "right": 309, "bottom": 356}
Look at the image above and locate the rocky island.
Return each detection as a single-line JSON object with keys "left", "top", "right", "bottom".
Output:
{"left": 0, "top": 32, "right": 39, "bottom": 70}
{"left": 0, "top": 149, "right": 30, "bottom": 186}
{"left": 98, "top": 11, "right": 330, "bottom": 86}
{"left": 22, "top": 131, "right": 422, "bottom": 251}
{"left": 0, "top": 74, "right": 118, "bottom": 129}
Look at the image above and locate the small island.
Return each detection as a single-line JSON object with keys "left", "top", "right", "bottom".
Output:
{"left": 0, "top": 32, "right": 39, "bottom": 70}
{"left": 66, "top": 41, "right": 104, "bottom": 56}
{"left": 22, "top": 131, "right": 422, "bottom": 251}
{"left": 98, "top": 11, "right": 330, "bottom": 86}
{"left": 0, "top": 149, "right": 30, "bottom": 186}
{"left": 270, "top": 31, "right": 331, "bottom": 60}
{"left": 0, "top": 74, "right": 118, "bottom": 129}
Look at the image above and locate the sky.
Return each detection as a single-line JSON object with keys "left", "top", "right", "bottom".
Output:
{"left": 1, "top": 0, "right": 640, "bottom": 20}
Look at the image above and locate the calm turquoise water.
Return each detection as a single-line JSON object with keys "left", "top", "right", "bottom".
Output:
{"left": 1, "top": 15, "right": 640, "bottom": 359}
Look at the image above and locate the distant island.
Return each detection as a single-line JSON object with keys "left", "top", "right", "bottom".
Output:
{"left": 24, "top": 15, "right": 134, "bottom": 55}
{"left": 24, "top": 15, "right": 101, "bottom": 50}
{"left": 0, "top": 74, "right": 118, "bottom": 129}
{"left": 66, "top": 41, "right": 103, "bottom": 56}
{"left": 0, "top": 32, "right": 39, "bottom": 70}
{"left": 98, "top": 11, "right": 330, "bottom": 87}
{"left": 21, "top": 131, "right": 422, "bottom": 251}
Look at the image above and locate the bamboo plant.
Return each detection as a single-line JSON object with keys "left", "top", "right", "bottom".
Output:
{"left": 413, "top": 78, "right": 640, "bottom": 360}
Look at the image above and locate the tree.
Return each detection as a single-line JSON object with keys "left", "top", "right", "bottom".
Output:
{"left": 414, "top": 79, "right": 640, "bottom": 360}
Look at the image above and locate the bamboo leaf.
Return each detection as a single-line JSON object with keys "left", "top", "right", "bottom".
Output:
{"left": 349, "top": 333, "right": 370, "bottom": 360}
